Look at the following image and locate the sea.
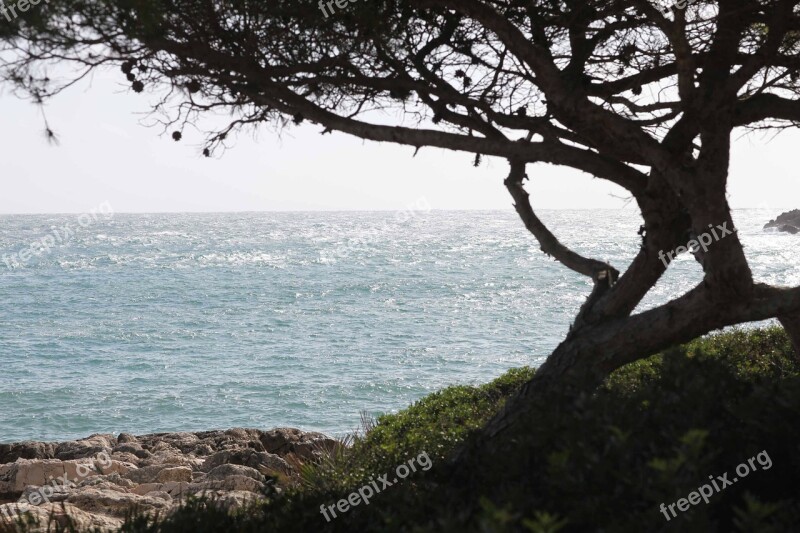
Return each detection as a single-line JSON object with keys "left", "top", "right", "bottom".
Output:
{"left": 1, "top": 209, "right": 797, "bottom": 443}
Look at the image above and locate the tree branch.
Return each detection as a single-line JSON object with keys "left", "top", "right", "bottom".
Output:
{"left": 734, "top": 93, "right": 800, "bottom": 126}
{"left": 504, "top": 160, "right": 618, "bottom": 283}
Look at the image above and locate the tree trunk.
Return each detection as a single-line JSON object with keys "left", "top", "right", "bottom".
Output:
{"left": 471, "top": 283, "right": 800, "bottom": 448}
{"left": 475, "top": 159, "right": 800, "bottom": 463}
{"left": 778, "top": 312, "right": 800, "bottom": 359}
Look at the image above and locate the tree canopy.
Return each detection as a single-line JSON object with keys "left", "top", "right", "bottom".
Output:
{"left": 2, "top": 0, "right": 800, "bottom": 409}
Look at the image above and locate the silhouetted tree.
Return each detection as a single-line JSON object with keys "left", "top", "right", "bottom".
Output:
{"left": 3, "top": 0, "right": 800, "bottom": 435}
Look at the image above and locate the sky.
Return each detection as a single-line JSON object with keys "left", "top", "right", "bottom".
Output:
{"left": 0, "top": 68, "right": 797, "bottom": 215}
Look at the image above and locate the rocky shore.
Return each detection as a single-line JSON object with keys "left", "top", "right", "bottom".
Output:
{"left": 0, "top": 428, "right": 339, "bottom": 531}
{"left": 764, "top": 209, "right": 800, "bottom": 234}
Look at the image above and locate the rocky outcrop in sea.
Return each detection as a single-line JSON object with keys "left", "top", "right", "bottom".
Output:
{"left": 0, "top": 428, "right": 338, "bottom": 531}
{"left": 764, "top": 209, "right": 800, "bottom": 234}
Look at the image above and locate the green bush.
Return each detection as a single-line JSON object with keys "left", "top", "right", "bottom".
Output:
{"left": 281, "top": 326, "right": 800, "bottom": 532}
{"left": 461, "top": 326, "right": 800, "bottom": 532}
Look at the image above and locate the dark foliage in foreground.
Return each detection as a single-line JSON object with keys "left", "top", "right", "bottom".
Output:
{"left": 5, "top": 327, "right": 797, "bottom": 532}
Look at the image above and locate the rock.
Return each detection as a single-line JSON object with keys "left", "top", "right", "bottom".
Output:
{"left": 260, "top": 427, "right": 340, "bottom": 461}
{"left": 130, "top": 481, "right": 190, "bottom": 498}
{"left": 131, "top": 482, "right": 162, "bottom": 496}
{"left": 0, "top": 501, "right": 123, "bottom": 532}
{"left": 160, "top": 481, "right": 191, "bottom": 497}
{"left": 206, "top": 464, "right": 265, "bottom": 483}
{"left": 66, "top": 488, "right": 171, "bottom": 517}
{"left": 191, "top": 474, "right": 263, "bottom": 493}
{"left": 1, "top": 428, "right": 335, "bottom": 526}
{"left": 117, "top": 433, "right": 138, "bottom": 444}
{"left": 138, "top": 432, "right": 203, "bottom": 454}
{"left": 110, "top": 451, "right": 143, "bottom": 465}
{"left": 55, "top": 435, "right": 115, "bottom": 460}
{"left": 154, "top": 467, "right": 193, "bottom": 483}
{"left": 113, "top": 442, "right": 150, "bottom": 459}
{"left": 72, "top": 480, "right": 130, "bottom": 495}
{"left": 20, "top": 483, "right": 72, "bottom": 504}
{"left": 122, "top": 465, "right": 191, "bottom": 484}
{"left": 122, "top": 465, "right": 164, "bottom": 484}
{"left": 139, "top": 450, "right": 193, "bottom": 468}
{"left": 212, "top": 490, "right": 261, "bottom": 512}
{"left": 765, "top": 209, "right": 800, "bottom": 234}
{"left": 201, "top": 449, "right": 290, "bottom": 475}
{"left": 103, "top": 473, "right": 137, "bottom": 489}
{"left": 77, "top": 473, "right": 137, "bottom": 491}
{"left": 145, "top": 490, "right": 172, "bottom": 502}
{"left": 0, "top": 442, "right": 56, "bottom": 464}
{"left": 2, "top": 459, "right": 108, "bottom": 494}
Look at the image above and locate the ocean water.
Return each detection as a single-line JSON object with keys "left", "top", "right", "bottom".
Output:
{"left": 0, "top": 209, "right": 797, "bottom": 443}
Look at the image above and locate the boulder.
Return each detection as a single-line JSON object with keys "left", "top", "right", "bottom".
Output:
{"left": 0, "top": 458, "right": 128, "bottom": 495}
{"left": 201, "top": 449, "right": 290, "bottom": 474}
{"left": 145, "top": 491, "right": 172, "bottom": 502}
{"left": 122, "top": 465, "right": 192, "bottom": 484}
{"left": 159, "top": 481, "right": 191, "bottom": 497}
{"left": 0, "top": 441, "right": 56, "bottom": 464}
{"left": 116, "top": 433, "right": 138, "bottom": 444}
{"left": 190, "top": 475, "right": 263, "bottom": 494}
{"left": 112, "top": 442, "right": 151, "bottom": 459}
{"left": 66, "top": 488, "right": 172, "bottom": 517}
{"left": 765, "top": 209, "right": 800, "bottom": 234}
{"left": 212, "top": 490, "right": 261, "bottom": 512}
{"left": 139, "top": 450, "right": 194, "bottom": 468}
{"left": 206, "top": 464, "right": 265, "bottom": 483}
{"left": 154, "top": 467, "right": 193, "bottom": 483}
{"left": 19, "top": 483, "right": 72, "bottom": 504}
{"left": 130, "top": 481, "right": 190, "bottom": 497}
{"left": 55, "top": 435, "right": 115, "bottom": 460}
{"left": 77, "top": 473, "right": 137, "bottom": 491}
{"left": 110, "top": 451, "right": 144, "bottom": 465}
{"left": 259, "top": 427, "right": 340, "bottom": 461}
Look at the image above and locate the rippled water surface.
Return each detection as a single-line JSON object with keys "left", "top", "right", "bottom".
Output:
{"left": 0, "top": 209, "right": 797, "bottom": 442}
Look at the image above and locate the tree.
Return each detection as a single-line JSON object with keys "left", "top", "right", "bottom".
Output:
{"left": 2, "top": 0, "right": 800, "bottom": 436}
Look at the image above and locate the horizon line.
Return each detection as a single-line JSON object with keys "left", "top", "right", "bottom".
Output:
{"left": 0, "top": 206, "right": 794, "bottom": 216}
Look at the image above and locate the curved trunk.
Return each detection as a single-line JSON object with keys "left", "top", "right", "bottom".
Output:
{"left": 477, "top": 283, "right": 800, "bottom": 445}
{"left": 481, "top": 160, "right": 800, "bottom": 450}
{"left": 778, "top": 312, "right": 800, "bottom": 360}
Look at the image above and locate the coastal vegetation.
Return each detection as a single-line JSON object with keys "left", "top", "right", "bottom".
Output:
{"left": 3, "top": 327, "right": 798, "bottom": 531}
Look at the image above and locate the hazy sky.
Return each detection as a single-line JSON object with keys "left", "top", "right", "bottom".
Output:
{"left": 1, "top": 68, "right": 797, "bottom": 214}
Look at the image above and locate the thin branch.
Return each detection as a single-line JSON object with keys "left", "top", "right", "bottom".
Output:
{"left": 504, "top": 160, "right": 619, "bottom": 283}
